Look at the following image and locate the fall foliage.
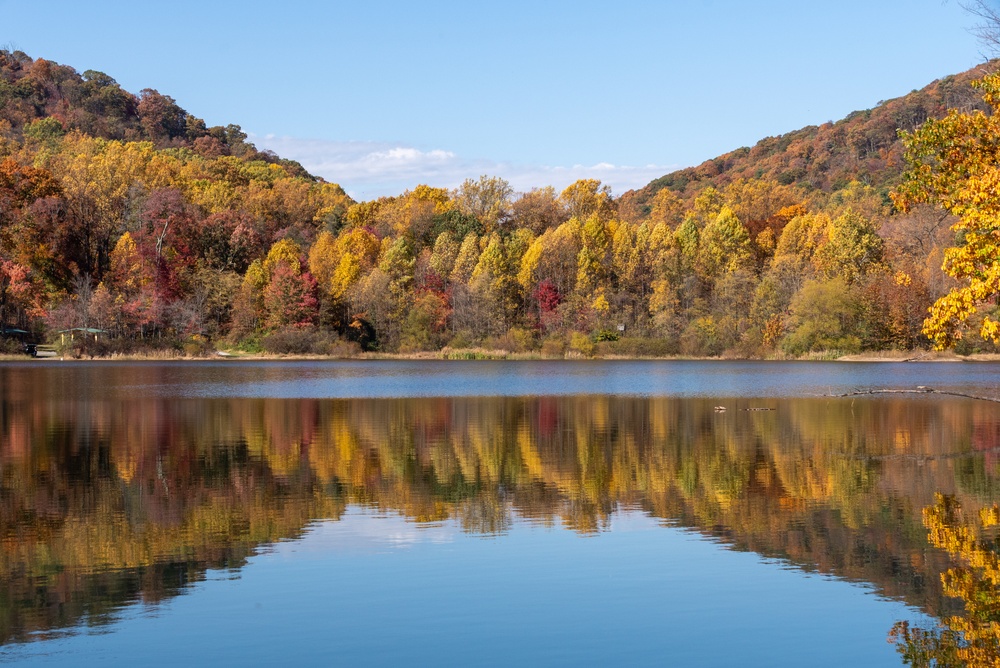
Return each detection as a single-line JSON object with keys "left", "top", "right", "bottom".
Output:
{"left": 2, "top": 50, "right": 1000, "bottom": 356}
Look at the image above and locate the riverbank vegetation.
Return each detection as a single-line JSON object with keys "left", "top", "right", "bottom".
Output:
{"left": 1, "top": 50, "right": 999, "bottom": 358}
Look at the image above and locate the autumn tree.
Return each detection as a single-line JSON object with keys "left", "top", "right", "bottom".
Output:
{"left": 455, "top": 175, "right": 513, "bottom": 234}
{"left": 813, "top": 209, "right": 884, "bottom": 282}
{"left": 647, "top": 188, "right": 684, "bottom": 228}
{"left": 781, "top": 277, "right": 861, "bottom": 355}
{"left": 0, "top": 259, "right": 45, "bottom": 328}
{"left": 699, "top": 206, "right": 753, "bottom": 277}
{"left": 559, "top": 179, "right": 613, "bottom": 222}
{"left": 509, "top": 187, "right": 568, "bottom": 234}
{"left": 894, "top": 71, "right": 1000, "bottom": 349}
{"left": 264, "top": 262, "right": 318, "bottom": 329}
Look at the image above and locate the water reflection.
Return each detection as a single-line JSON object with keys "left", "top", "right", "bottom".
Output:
{"left": 890, "top": 495, "right": 1000, "bottom": 666}
{"left": 4, "top": 385, "right": 1000, "bottom": 649}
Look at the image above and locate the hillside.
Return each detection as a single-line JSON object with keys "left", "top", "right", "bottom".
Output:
{"left": 620, "top": 61, "right": 996, "bottom": 217}
{"left": 0, "top": 50, "right": 313, "bottom": 179}
{"left": 1, "top": 51, "right": 998, "bottom": 358}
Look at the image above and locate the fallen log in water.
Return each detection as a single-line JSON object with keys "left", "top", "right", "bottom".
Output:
{"left": 830, "top": 387, "right": 1000, "bottom": 404}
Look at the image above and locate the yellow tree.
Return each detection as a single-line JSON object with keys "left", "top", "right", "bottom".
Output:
{"left": 454, "top": 175, "right": 512, "bottom": 234}
{"left": 263, "top": 238, "right": 303, "bottom": 277}
{"left": 450, "top": 233, "right": 481, "bottom": 284}
{"left": 576, "top": 214, "right": 611, "bottom": 298}
{"left": 699, "top": 206, "right": 753, "bottom": 277}
{"left": 330, "top": 253, "right": 362, "bottom": 301}
{"left": 308, "top": 231, "right": 339, "bottom": 290}
{"left": 429, "top": 231, "right": 460, "bottom": 278}
{"left": 647, "top": 188, "right": 684, "bottom": 228}
{"left": 559, "top": 179, "right": 613, "bottom": 222}
{"left": 813, "top": 209, "right": 884, "bottom": 283}
{"left": 337, "top": 227, "right": 380, "bottom": 270}
{"left": 611, "top": 221, "right": 651, "bottom": 328}
{"left": 48, "top": 135, "right": 172, "bottom": 275}
{"left": 894, "top": 72, "right": 1000, "bottom": 349}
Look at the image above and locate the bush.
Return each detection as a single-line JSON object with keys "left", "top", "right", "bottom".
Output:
{"left": 568, "top": 331, "right": 595, "bottom": 357}
{"left": 594, "top": 329, "right": 619, "bottom": 342}
{"left": 680, "top": 317, "right": 723, "bottom": 357}
{"left": 261, "top": 326, "right": 358, "bottom": 356}
{"left": 182, "top": 335, "right": 213, "bottom": 357}
{"left": 540, "top": 334, "right": 566, "bottom": 357}
{"left": 446, "top": 330, "right": 475, "bottom": 349}
{"left": 595, "top": 337, "right": 677, "bottom": 357}
{"left": 230, "top": 334, "right": 263, "bottom": 353}
{"left": 485, "top": 327, "right": 537, "bottom": 353}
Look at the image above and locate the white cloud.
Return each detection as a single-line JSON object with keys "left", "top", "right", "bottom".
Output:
{"left": 252, "top": 134, "right": 676, "bottom": 200}
{"left": 267, "top": 510, "right": 458, "bottom": 557}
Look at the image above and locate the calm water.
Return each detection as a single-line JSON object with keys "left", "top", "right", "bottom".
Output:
{"left": 1, "top": 360, "right": 999, "bottom": 665}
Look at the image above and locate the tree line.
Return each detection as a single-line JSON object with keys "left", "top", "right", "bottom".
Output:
{"left": 0, "top": 49, "right": 997, "bottom": 356}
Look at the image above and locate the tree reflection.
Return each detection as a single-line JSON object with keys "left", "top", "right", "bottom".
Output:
{"left": 891, "top": 494, "right": 1000, "bottom": 667}
{"left": 0, "top": 392, "right": 995, "bottom": 645}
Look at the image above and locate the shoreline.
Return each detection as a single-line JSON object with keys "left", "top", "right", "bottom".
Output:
{"left": 1, "top": 349, "right": 997, "bottom": 363}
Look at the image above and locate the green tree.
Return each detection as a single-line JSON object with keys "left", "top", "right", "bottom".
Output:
{"left": 781, "top": 277, "right": 861, "bottom": 355}
{"left": 814, "top": 209, "right": 884, "bottom": 282}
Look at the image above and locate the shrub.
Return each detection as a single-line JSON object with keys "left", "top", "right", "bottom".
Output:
{"left": 568, "top": 331, "right": 595, "bottom": 357}
{"left": 486, "top": 327, "right": 537, "bottom": 353}
{"left": 680, "top": 317, "right": 723, "bottom": 357}
{"left": 594, "top": 329, "right": 619, "bottom": 342}
{"left": 261, "top": 326, "right": 357, "bottom": 355}
{"left": 595, "top": 337, "right": 677, "bottom": 357}
{"left": 446, "top": 330, "right": 475, "bottom": 349}
{"left": 540, "top": 334, "right": 566, "bottom": 357}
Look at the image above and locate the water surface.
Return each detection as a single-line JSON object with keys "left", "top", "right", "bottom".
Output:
{"left": 1, "top": 360, "right": 999, "bottom": 665}
{"left": 4, "top": 358, "right": 1000, "bottom": 399}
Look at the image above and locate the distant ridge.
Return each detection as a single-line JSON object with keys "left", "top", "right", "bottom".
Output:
{"left": 620, "top": 62, "right": 996, "bottom": 216}
{"left": 0, "top": 50, "right": 315, "bottom": 180}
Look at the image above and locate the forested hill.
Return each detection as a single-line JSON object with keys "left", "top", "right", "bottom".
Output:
{"left": 619, "top": 61, "right": 995, "bottom": 217}
{"left": 0, "top": 50, "right": 312, "bottom": 178}
{"left": 1, "top": 50, "right": 997, "bottom": 358}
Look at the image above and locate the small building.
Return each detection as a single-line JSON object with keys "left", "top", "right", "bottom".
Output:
{"left": 59, "top": 327, "right": 107, "bottom": 344}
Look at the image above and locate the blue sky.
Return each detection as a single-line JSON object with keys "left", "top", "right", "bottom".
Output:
{"left": 1, "top": 0, "right": 987, "bottom": 198}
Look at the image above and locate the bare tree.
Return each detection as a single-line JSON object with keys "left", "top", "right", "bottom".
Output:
{"left": 963, "top": 1, "right": 1000, "bottom": 55}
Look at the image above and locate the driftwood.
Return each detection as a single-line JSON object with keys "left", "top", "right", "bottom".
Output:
{"left": 830, "top": 387, "right": 1000, "bottom": 404}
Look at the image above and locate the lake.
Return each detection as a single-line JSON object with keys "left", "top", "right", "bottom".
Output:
{"left": 1, "top": 360, "right": 999, "bottom": 666}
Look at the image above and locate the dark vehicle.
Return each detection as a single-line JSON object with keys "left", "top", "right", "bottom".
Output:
{"left": 23, "top": 343, "right": 38, "bottom": 357}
